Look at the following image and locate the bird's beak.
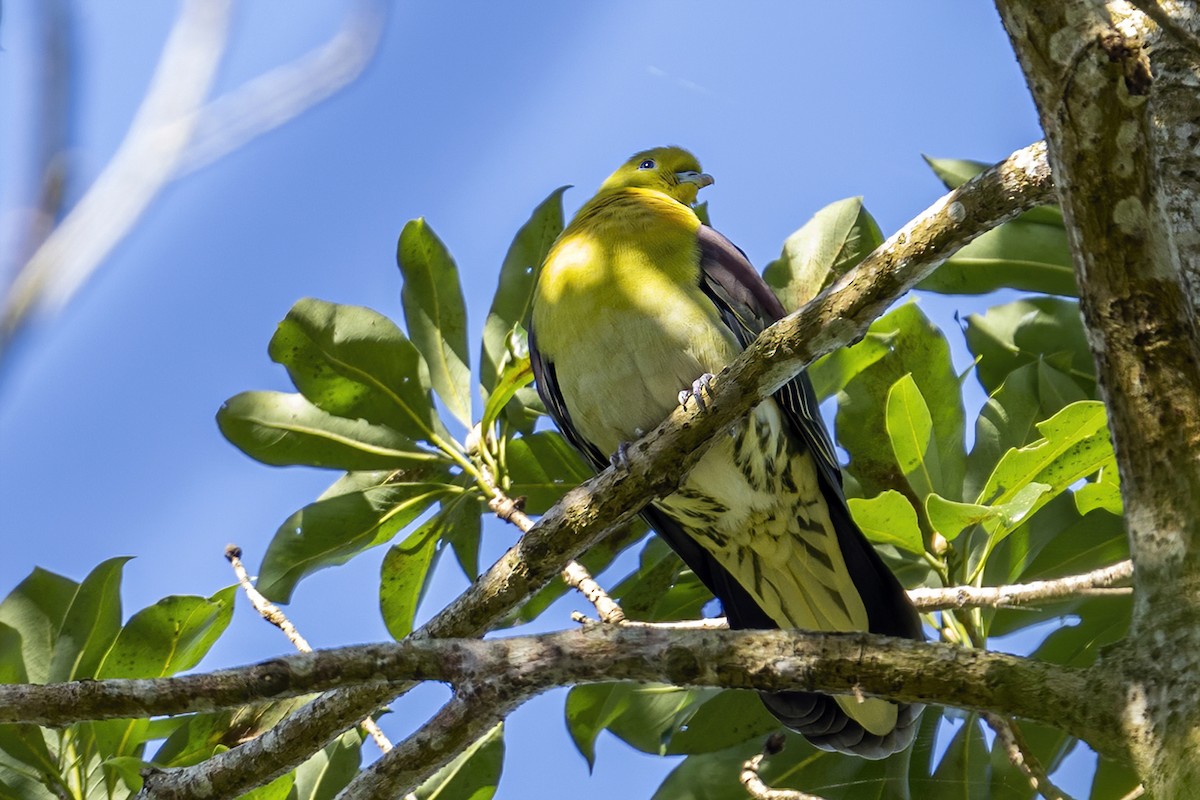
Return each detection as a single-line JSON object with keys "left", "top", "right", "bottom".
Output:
{"left": 676, "top": 170, "right": 715, "bottom": 189}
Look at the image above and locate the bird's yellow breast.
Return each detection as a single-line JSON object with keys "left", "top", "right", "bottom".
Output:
{"left": 532, "top": 189, "right": 739, "bottom": 453}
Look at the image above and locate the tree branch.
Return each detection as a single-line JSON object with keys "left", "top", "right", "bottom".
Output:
{"left": 140, "top": 140, "right": 1055, "bottom": 798}
{"left": 0, "top": 626, "right": 1120, "bottom": 757}
{"left": 907, "top": 560, "right": 1132, "bottom": 610}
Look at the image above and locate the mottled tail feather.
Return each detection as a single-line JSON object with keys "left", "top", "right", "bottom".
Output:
{"left": 761, "top": 692, "right": 924, "bottom": 760}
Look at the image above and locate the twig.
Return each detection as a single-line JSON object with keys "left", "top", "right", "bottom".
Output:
{"left": 740, "top": 734, "right": 827, "bottom": 800}
{"left": 484, "top": 471, "right": 625, "bottom": 624}
{"left": 225, "top": 545, "right": 393, "bottom": 754}
{"left": 907, "top": 560, "right": 1133, "bottom": 610}
{"left": 1127, "top": 0, "right": 1200, "bottom": 59}
{"left": 983, "top": 713, "right": 1074, "bottom": 800}
{"left": 1118, "top": 785, "right": 1146, "bottom": 800}
{"left": 140, "top": 141, "right": 1055, "bottom": 799}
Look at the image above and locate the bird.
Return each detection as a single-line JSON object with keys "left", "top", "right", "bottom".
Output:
{"left": 528, "top": 146, "right": 924, "bottom": 759}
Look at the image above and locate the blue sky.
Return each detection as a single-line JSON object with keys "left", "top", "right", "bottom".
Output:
{"left": 0, "top": 2, "right": 1087, "bottom": 797}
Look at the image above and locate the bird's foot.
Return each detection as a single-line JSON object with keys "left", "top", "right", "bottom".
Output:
{"left": 678, "top": 373, "right": 716, "bottom": 412}
{"left": 610, "top": 441, "right": 634, "bottom": 473}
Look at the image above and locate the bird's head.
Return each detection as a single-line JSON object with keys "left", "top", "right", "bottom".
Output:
{"left": 599, "top": 146, "right": 714, "bottom": 206}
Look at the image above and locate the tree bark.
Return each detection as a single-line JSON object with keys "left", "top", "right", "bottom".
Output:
{"left": 995, "top": 2, "right": 1200, "bottom": 796}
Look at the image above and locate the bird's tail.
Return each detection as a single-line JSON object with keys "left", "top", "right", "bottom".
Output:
{"left": 716, "top": 489, "right": 925, "bottom": 759}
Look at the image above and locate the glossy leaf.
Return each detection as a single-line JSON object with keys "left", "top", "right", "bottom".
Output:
{"left": 885, "top": 373, "right": 940, "bottom": 498}
{"left": 269, "top": 298, "right": 444, "bottom": 444}
{"left": 481, "top": 349, "right": 532, "bottom": 435}
{"left": 665, "top": 691, "right": 779, "bottom": 755}
{"left": 380, "top": 513, "right": 444, "bottom": 640}
{"left": 293, "top": 728, "right": 364, "bottom": 800}
{"left": 964, "top": 362, "right": 1086, "bottom": 501}
{"left": 764, "top": 196, "right": 883, "bottom": 311}
{"left": 848, "top": 490, "right": 924, "bottom": 554}
{"left": 412, "top": 722, "right": 504, "bottom": 800}
{"left": 237, "top": 772, "right": 295, "bottom": 800}
{"left": 808, "top": 332, "right": 894, "bottom": 402}
{"left": 1033, "top": 594, "right": 1130, "bottom": 668}
{"left": 1076, "top": 458, "right": 1122, "bottom": 516}
{"left": 49, "top": 557, "right": 130, "bottom": 683}
{"left": 977, "top": 401, "right": 1111, "bottom": 522}
{"left": 611, "top": 536, "right": 711, "bottom": 622}
{"left": 152, "top": 699, "right": 312, "bottom": 768}
{"left": 655, "top": 728, "right": 915, "bottom": 800}
{"left": 505, "top": 431, "right": 591, "bottom": 514}
{"left": 97, "top": 587, "right": 235, "bottom": 679}
{"left": 258, "top": 480, "right": 453, "bottom": 602}
{"left": 0, "top": 568, "right": 78, "bottom": 684}
{"left": 567, "top": 684, "right": 710, "bottom": 767}
{"left": 837, "top": 303, "right": 965, "bottom": 501}
{"left": 397, "top": 218, "right": 473, "bottom": 426}
{"left": 218, "top": 391, "right": 440, "bottom": 470}
{"left": 964, "top": 298, "right": 1094, "bottom": 398}
{"left": 926, "top": 483, "right": 1049, "bottom": 543}
{"left": 481, "top": 187, "right": 567, "bottom": 401}
{"left": 924, "top": 717, "right": 990, "bottom": 800}
{"left": 441, "top": 494, "right": 484, "bottom": 581}
{"left": 920, "top": 218, "right": 1075, "bottom": 297}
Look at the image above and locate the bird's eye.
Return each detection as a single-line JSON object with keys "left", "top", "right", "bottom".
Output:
{"left": 638, "top": 159, "right": 656, "bottom": 170}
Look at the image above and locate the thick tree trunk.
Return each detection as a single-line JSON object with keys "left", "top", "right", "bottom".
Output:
{"left": 995, "top": 2, "right": 1200, "bottom": 796}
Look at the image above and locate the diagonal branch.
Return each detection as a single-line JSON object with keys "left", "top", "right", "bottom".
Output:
{"left": 139, "top": 140, "right": 1055, "bottom": 799}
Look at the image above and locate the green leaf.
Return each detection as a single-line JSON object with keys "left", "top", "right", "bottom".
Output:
{"left": 89, "top": 587, "right": 237, "bottom": 759}
{"left": 964, "top": 361, "right": 1086, "bottom": 501}
{"left": 665, "top": 691, "right": 779, "bottom": 755}
{"left": 923, "top": 717, "right": 990, "bottom": 800}
{"left": 480, "top": 349, "right": 533, "bottom": 435}
{"left": 269, "top": 298, "right": 444, "bottom": 444}
{"left": 0, "top": 725, "right": 60, "bottom": 794}
{"left": 440, "top": 495, "right": 484, "bottom": 581}
{"left": 808, "top": 332, "right": 894, "bottom": 402}
{"left": 989, "top": 722, "right": 1076, "bottom": 800}
{"left": 0, "top": 568, "right": 78, "bottom": 684}
{"left": 837, "top": 303, "right": 965, "bottom": 501}
{"left": 610, "top": 536, "right": 711, "bottom": 622}
{"left": 764, "top": 197, "right": 883, "bottom": 312}
{"left": 655, "top": 728, "right": 916, "bottom": 800}
{"left": 397, "top": 218, "right": 473, "bottom": 427}
{"left": 505, "top": 431, "right": 592, "bottom": 514}
{"left": 920, "top": 219, "right": 1075, "bottom": 297}
{"left": 1076, "top": 459, "right": 1122, "bottom": 516}
{"left": 258, "top": 480, "right": 453, "bottom": 602}
{"left": 97, "top": 587, "right": 235, "bottom": 678}
{"left": 565, "top": 684, "right": 699, "bottom": 768}
{"left": 380, "top": 513, "right": 444, "bottom": 640}
{"left": 49, "top": 557, "right": 131, "bottom": 682}
{"left": 152, "top": 699, "right": 312, "bottom": 768}
{"left": 1033, "top": 594, "right": 1130, "bottom": 667}
{"left": 964, "top": 298, "right": 1094, "bottom": 398}
{"left": 293, "top": 728, "right": 364, "bottom": 800}
{"left": 218, "top": 391, "right": 441, "bottom": 470}
{"left": 885, "top": 374, "right": 941, "bottom": 498}
{"left": 848, "top": 491, "right": 925, "bottom": 554}
{"left": 236, "top": 771, "right": 295, "bottom": 800}
{"left": 481, "top": 187, "right": 567, "bottom": 407}
{"left": 412, "top": 722, "right": 504, "bottom": 800}
{"left": 926, "top": 483, "right": 1049, "bottom": 543}
{"left": 1090, "top": 753, "right": 1142, "bottom": 800}
{"left": 977, "top": 401, "right": 1111, "bottom": 518}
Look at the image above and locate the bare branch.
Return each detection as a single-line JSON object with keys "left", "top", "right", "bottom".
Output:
{"left": 740, "top": 735, "right": 827, "bottom": 800}
{"left": 140, "top": 141, "right": 1055, "bottom": 798}
{"left": 983, "top": 713, "right": 1074, "bottom": 800}
{"left": 907, "top": 560, "right": 1133, "bottom": 610}
{"left": 1126, "top": 0, "right": 1200, "bottom": 59}
{"left": 225, "top": 545, "right": 393, "bottom": 753}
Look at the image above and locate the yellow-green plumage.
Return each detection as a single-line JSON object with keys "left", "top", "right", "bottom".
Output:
{"left": 530, "top": 147, "right": 921, "bottom": 756}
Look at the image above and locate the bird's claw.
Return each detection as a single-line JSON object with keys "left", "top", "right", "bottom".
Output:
{"left": 610, "top": 441, "right": 633, "bottom": 473}
{"left": 678, "top": 373, "right": 716, "bottom": 412}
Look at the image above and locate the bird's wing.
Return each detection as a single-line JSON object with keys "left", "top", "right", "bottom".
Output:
{"left": 528, "top": 326, "right": 609, "bottom": 472}
{"left": 694, "top": 225, "right": 841, "bottom": 491}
